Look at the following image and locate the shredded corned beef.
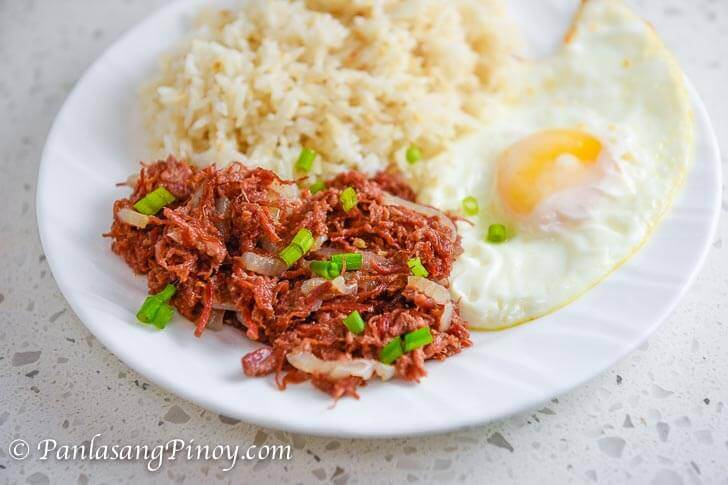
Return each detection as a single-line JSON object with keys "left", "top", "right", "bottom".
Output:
{"left": 106, "top": 156, "right": 471, "bottom": 399}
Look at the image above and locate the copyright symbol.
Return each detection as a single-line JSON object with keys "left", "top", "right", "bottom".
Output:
{"left": 8, "top": 439, "right": 30, "bottom": 460}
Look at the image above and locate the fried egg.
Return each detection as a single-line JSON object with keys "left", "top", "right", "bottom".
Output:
{"left": 415, "top": 0, "right": 694, "bottom": 330}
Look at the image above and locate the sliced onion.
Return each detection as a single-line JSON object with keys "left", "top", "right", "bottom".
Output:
{"left": 117, "top": 208, "right": 149, "bottom": 228}
{"left": 239, "top": 252, "right": 286, "bottom": 276}
{"left": 213, "top": 196, "right": 231, "bottom": 239}
{"left": 189, "top": 184, "right": 204, "bottom": 208}
{"left": 215, "top": 196, "right": 230, "bottom": 216}
{"left": 407, "top": 276, "right": 450, "bottom": 305}
{"left": 236, "top": 312, "right": 247, "bottom": 327}
{"left": 301, "top": 277, "right": 327, "bottom": 295}
{"left": 439, "top": 302, "right": 454, "bottom": 332}
{"left": 286, "top": 351, "right": 395, "bottom": 381}
{"left": 272, "top": 182, "right": 300, "bottom": 200}
{"left": 435, "top": 277, "right": 450, "bottom": 287}
{"left": 310, "top": 299, "right": 323, "bottom": 312}
{"left": 312, "top": 235, "right": 328, "bottom": 251}
{"left": 301, "top": 276, "right": 357, "bottom": 296}
{"left": 120, "top": 173, "right": 139, "bottom": 187}
{"left": 267, "top": 182, "right": 300, "bottom": 222}
{"left": 166, "top": 228, "right": 182, "bottom": 244}
{"left": 331, "top": 275, "right": 357, "bottom": 295}
{"left": 259, "top": 238, "right": 280, "bottom": 254}
{"left": 381, "top": 193, "right": 457, "bottom": 240}
{"left": 361, "top": 251, "right": 389, "bottom": 271}
{"left": 207, "top": 310, "right": 225, "bottom": 331}
{"left": 267, "top": 207, "right": 281, "bottom": 222}
{"left": 212, "top": 302, "right": 238, "bottom": 311}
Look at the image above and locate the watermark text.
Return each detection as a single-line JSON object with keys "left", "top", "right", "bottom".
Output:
{"left": 8, "top": 434, "right": 292, "bottom": 472}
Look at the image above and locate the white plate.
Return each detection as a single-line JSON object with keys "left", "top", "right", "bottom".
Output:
{"left": 36, "top": 0, "right": 721, "bottom": 438}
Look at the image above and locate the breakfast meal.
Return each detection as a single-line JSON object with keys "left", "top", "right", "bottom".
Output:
{"left": 107, "top": 0, "right": 694, "bottom": 397}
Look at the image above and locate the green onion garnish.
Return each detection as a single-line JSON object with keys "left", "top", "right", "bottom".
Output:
{"left": 279, "top": 245, "right": 303, "bottom": 267}
{"left": 279, "top": 228, "right": 314, "bottom": 267}
{"left": 403, "top": 327, "right": 433, "bottom": 352}
{"left": 137, "top": 296, "right": 162, "bottom": 323}
{"left": 136, "top": 284, "right": 177, "bottom": 327}
{"left": 156, "top": 284, "right": 177, "bottom": 302}
{"left": 295, "top": 147, "right": 317, "bottom": 172}
{"left": 407, "top": 257, "right": 429, "bottom": 278}
{"left": 487, "top": 223, "right": 507, "bottom": 243}
{"left": 310, "top": 260, "right": 342, "bottom": 280}
{"left": 151, "top": 303, "right": 175, "bottom": 329}
{"left": 406, "top": 144, "right": 422, "bottom": 165}
{"left": 310, "top": 181, "right": 326, "bottom": 194}
{"left": 331, "top": 253, "right": 362, "bottom": 271}
{"left": 340, "top": 187, "right": 358, "bottom": 212}
{"left": 343, "top": 310, "right": 366, "bottom": 335}
{"left": 291, "top": 228, "right": 315, "bottom": 254}
{"left": 133, "top": 187, "right": 176, "bottom": 215}
{"left": 462, "top": 196, "right": 479, "bottom": 216}
{"left": 380, "top": 337, "right": 404, "bottom": 364}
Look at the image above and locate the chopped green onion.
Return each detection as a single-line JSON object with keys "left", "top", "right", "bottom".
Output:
{"left": 133, "top": 187, "right": 176, "bottom": 215}
{"left": 279, "top": 245, "right": 304, "bottom": 267}
{"left": 151, "top": 303, "right": 175, "bottom": 329}
{"left": 136, "top": 284, "right": 177, "bottom": 326}
{"left": 403, "top": 327, "right": 433, "bottom": 352}
{"left": 279, "top": 228, "right": 314, "bottom": 267}
{"left": 487, "top": 223, "right": 507, "bottom": 243}
{"left": 156, "top": 284, "right": 177, "bottom": 303}
{"left": 310, "top": 260, "right": 342, "bottom": 280}
{"left": 406, "top": 144, "right": 422, "bottom": 164}
{"left": 137, "top": 296, "right": 161, "bottom": 323}
{"left": 340, "top": 187, "right": 358, "bottom": 212}
{"left": 310, "top": 181, "right": 326, "bottom": 194}
{"left": 462, "top": 196, "right": 479, "bottom": 216}
{"left": 407, "top": 257, "right": 429, "bottom": 278}
{"left": 343, "top": 310, "right": 366, "bottom": 335}
{"left": 291, "top": 228, "right": 315, "bottom": 253}
{"left": 295, "top": 147, "right": 317, "bottom": 172}
{"left": 380, "top": 337, "right": 403, "bottom": 364}
{"left": 331, "top": 253, "right": 362, "bottom": 271}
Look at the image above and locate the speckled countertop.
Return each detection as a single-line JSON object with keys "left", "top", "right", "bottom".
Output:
{"left": 1, "top": 0, "right": 726, "bottom": 484}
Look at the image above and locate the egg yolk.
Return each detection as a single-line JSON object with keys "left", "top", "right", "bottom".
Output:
{"left": 497, "top": 129, "right": 603, "bottom": 215}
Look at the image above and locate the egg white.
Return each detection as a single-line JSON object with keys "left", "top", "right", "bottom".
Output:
{"left": 415, "top": 0, "right": 694, "bottom": 330}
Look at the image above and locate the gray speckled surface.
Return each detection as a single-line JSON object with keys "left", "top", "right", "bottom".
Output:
{"left": 1, "top": 0, "right": 727, "bottom": 483}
